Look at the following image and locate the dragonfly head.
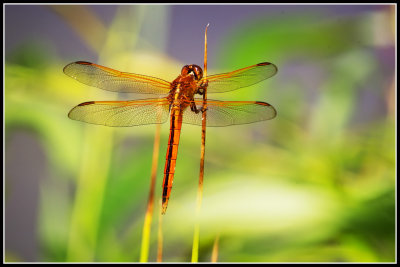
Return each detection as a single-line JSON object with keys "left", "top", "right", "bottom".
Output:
{"left": 181, "top": 64, "right": 203, "bottom": 81}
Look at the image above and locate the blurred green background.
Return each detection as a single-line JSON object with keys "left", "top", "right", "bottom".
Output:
{"left": 4, "top": 4, "right": 395, "bottom": 263}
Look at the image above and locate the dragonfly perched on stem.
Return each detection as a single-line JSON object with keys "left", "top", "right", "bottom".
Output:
{"left": 64, "top": 60, "right": 278, "bottom": 214}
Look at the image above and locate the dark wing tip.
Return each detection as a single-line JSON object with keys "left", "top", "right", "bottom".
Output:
{"left": 78, "top": 101, "right": 95, "bottom": 106}
{"left": 68, "top": 101, "right": 96, "bottom": 119}
{"left": 63, "top": 61, "right": 93, "bottom": 74}
{"left": 75, "top": 61, "right": 92, "bottom": 65}
{"left": 257, "top": 62, "right": 271, "bottom": 66}
{"left": 255, "top": 101, "right": 277, "bottom": 119}
{"left": 255, "top": 101, "right": 271, "bottom": 106}
{"left": 257, "top": 62, "right": 278, "bottom": 74}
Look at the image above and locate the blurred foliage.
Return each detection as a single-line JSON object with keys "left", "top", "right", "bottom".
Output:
{"left": 5, "top": 5, "right": 395, "bottom": 263}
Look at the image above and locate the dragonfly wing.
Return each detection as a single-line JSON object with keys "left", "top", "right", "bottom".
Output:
{"left": 182, "top": 99, "right": 276, "bottom": 127}
{"left": 68, "top": 98, "right": 170, "bottom": 127}
{"left": 203, "top": 62, "right": 277, "bottom": 93}
{"left": 64, "top": 61, "right": 171, "bottom": 95}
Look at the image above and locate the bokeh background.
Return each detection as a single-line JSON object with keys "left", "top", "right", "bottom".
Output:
{"left": 4, "top": 4, "right": 396, "bottom": 263}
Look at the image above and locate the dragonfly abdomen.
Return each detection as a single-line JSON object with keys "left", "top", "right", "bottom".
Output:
{"left": 162, "top": 107, "right": 183, "bottom": 214}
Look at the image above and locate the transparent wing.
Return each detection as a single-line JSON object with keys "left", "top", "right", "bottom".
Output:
{"left": 202, "top": 62, "right": 277, "bottom": 93}
{"left": 182, "top": 99, "right": 276, "bottom": 127}
{"left": 64, "top": 61, "right": 171, "bottom": 95}
{"left": 68, "top": 98, "right": 170, "bottom": 127}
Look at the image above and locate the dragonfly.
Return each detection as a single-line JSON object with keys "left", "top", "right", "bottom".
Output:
{"left": 64, "top": 61, "right": 278, "bottom": 214}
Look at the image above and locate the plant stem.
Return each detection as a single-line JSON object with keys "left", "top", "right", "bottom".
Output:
{"left": 211, "top": 233, "right": 220, "bottom": 262}
{"left": 157, "top": 203, "right": 164, "bottom": 262}
{"left": 139, "top": 122, "right": 161, "bottom": 262}
{"left": 191, "top": 23, "right": 209, "bottom": 263}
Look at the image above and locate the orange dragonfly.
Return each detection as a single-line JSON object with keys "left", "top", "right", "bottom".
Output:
{"left": 64, "top": 61, "right": 277, "bottom": 214}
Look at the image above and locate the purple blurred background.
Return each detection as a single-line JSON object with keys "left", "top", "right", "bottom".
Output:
{"left": 5, "top": 5, "right": 382, "bottom": 64}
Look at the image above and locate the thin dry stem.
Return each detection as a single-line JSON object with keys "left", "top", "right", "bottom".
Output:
{"left": 139, "top": 122, "right": 161, "bottom": 262}
{"left": 157, "top": 202, "right": 164, "bottom": 262}
{"left": 191, "top": 23, "right": 209, "bottom": 263}
{"left": 211, "top": 233, "right": 220, "bottom": 262}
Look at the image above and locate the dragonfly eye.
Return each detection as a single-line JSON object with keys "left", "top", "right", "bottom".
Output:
{"left": 191, "top": 65, "right": 203, "bottom": 81}
{"left": 181, "top": 65, "right": 190, "bottom": 76}
{"left": 181, "top": 65, "right": 203, "bottom": 80}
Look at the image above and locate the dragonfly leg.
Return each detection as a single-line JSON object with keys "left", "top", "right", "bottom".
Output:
{"left": 197, "top": 80, "right": 209, "bottom": 95}
{"left": 190, "top": 101, "right": 208, "bottom": 114}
